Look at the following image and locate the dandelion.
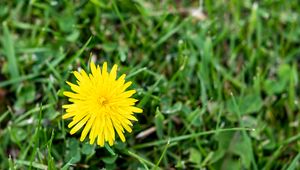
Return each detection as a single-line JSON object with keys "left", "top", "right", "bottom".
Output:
{"left": 63, "top": 61, "right": 142, "bottom": 147}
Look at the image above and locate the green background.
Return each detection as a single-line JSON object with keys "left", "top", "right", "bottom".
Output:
{"left": 0, "top": 0, "right": 299, "bottom": 169}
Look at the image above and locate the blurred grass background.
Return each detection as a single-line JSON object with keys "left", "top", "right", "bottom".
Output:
{"left": 0, "top": 0, "right": 299, "bottom": 169}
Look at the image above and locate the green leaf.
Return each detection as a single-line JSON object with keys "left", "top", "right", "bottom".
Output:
{"left": 66, "top": 30, "right": 80, "bottom": 42}
{"left": 186, "top": 108, "right": 202, "bottom": 127}
{"left": 229, "top": 133, "right": 253, "bottom": 168}
{"left": 118, "top": 46, "right": 128, "bottom": 62}
{"left": 102, "top": 154, "right": 118, "bottom": 164}
{"left": 221, "top": 158, "right": 241, "bottom": 170}
{"left": 210, "top": 149, "right": 226, "bottom": 164}
{"left": 57, "top": 14, "right": 76, "bottom": 33}
{"left": 81, "top": 143, "right": 94, "bottom": 155}
{"left": 212, "top": 131, "right": 253, "bottom": 169}
{"left": 66, "top": 138, "right": 81, "bottom": 163}
{"left": 10, "top": 127, "right": 27, "bottom": 143}
{"left": 188, "top": 148, "right": 202, "bottom": 164}
{"left": 227, "top": 93, "right": 263, "bottom": 115}
{"left": 161, "top": 102, "right": 182, "bottom": 114}
{"left": 264, "top": 64, "right": 291, "bottom": 95}
{"left": 22, "top": 84, "right": 36, "bottom": 103}
{"left": 240, "top": 93, "right": 263, "bottom": 114}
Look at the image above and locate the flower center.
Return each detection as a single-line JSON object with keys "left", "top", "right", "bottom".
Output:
{"left": 98, "top": 97, "right": 108, "bottom": 106}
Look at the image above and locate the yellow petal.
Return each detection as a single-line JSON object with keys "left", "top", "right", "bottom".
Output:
{"left": 110, "top": 116, "right": 124, "bottom": 132}
{"left": 108, "top": 137, "right": 114, "bottom": 146}
{"left": 122, "top": 123, "right": 132, "bottom": 133}
{"left": 117, "top": 90, "right": 136, "bottom": 99}
{"left": 89, "top": 122, "right": 97, "bottom": 144}
{"left": 115, "top": 126, "right": 126, "bottom": 142}
{"left": 73, "top": 71, "right": 82, "bottom": 82}
{"left": 70, "top": 115, "right": 90, "bottom": 135}
{"left": 102, "top": 62, "right": 108, "bottom": 78}
{"left": 110, "top": 64, "right": 118, "bottom": 79}
{"left": 62, "top": 104, "right": 73, "bottom": 109}
{"left": 97, "top": 130, "right": 104, "bottom": 147}
{"left": 90, "top": 115, "right": 102, "bottom": 144}
{"left": 111, "top": 117, "right": 126, "bottom": 142}
{"left": 97, "top": 119, "right": 105, "bottom": 146}
{"left": 66, "top": 81, "right": 80, "bottom": 93}
{"left": 108, "top": 98, "right": 138, "bottom": 106}
{"left": 117, "top": 74, "right": 126, "bottom": 84}
{"left": 63, "top": 91, "right": 85, "bottom": 100}
{"left": 62, "top": 112, "right": 76, "bottom": 119}
{"left": 129, "top": 106, "right": 143, "bottom": 113}
{"left": 123, "top": 114, "right": 138, "bottom": 121}
{"left": 90, "top": 62, "right": 97, "bottom": 76}
{"left": 80, "top": 69, "right": 89, "bottom": 80}
{"left": 80, "top": 115, "right": 96, "bottom": 141}
{"left": 121, "top": 81, "right": 132, "bottom": 92}
{"left": 68, "top": 112, "right": 88, "bottom": 128}
{"left": 104, "top": 123, "right": 109, "bottom": 142}
{"left": 106, "top": 117, "right": 115, "bottom": 141}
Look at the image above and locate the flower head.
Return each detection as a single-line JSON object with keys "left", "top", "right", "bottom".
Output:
{"left": 63, "top": 61, "right": 142, "bottom": 146}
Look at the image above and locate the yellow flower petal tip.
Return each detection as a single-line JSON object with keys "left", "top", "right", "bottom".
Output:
{"left": 63, "top": 61, "right": 142, "bottom": 147}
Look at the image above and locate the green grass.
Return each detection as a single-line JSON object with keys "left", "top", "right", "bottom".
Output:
{"left": 0, "top": 0, "right": 300, "bottom": 169}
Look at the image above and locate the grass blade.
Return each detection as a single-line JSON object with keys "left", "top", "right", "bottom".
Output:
{"left": 155, "top": 139, "right": 170, "bottom": 169}
{"left": 1, "top": 22, "right": 20, "bottom": 78}
{"left": 287, "top": 152, "right": 300, "bottom": 170}
{"left": 134, "top": 127, "right": 253, "bottom": 149}
{"left": 14, "top": 160, "right": 47, "bottom": 170}
{"left": 126, "top": 150, "right": 156, "bottom": 170}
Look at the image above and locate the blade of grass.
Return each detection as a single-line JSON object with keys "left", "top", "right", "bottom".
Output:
{"left": 154, "top": 139, "right": 170, "bottom": 169}
{"left": 152, "top": 18, "right": 187, "bottom": 49}
{"left": 111, "top": 0, "right": 130, "bottom": 35}
{"left": 282, "top": 133, "right": 300, "bottom": 145}
{"left": 104, "top": 143, "right": 116, "bottom": 156}
{"left": 8, "top": 156, "right": 15, "bottom": 170}
{"left": 15, "top": 103, "right": 54, "bottom": 124}
{"left": 126, "top": 67, "right": 148, "bottom": 79}
{"left": 134, "top": 127, "right": 253, "bottom": 149}
{"left": 14, "top": 160, "right": 47, "bottom": 170}
{"left": 0, "top": 73, "right": 39, "bottom": 88}
{"left": 64, "top": 36, "right": 92, "bottom": 68}
{"left": 138, "top": 75, "right": 162, "bottom": 108}
{"left": 46, "top": 61, "right": 62, "bottom": 83}
{"left": 287, "top": 152, "right": 300, "bottom": 170}
{"left": 61, "top": 158, "right": 74, "bottom": 170}
{"left": 1, "top": 22, "right": 20, "bottom": 78}
{"left": 264, "top": 146, "right": 283, "bottom": 170}
{"left": 212, "top": 59, "right": 246, "bottom": 89}
{"left": 47, "top": 130, "right": 56, "bottom": 170}
{"left": 126, "top": 150, "right": 155, "bottom": 170}
{"left": 28, "top": 104, "right": 43, "bottom": 170}
{"left": 0, "top": 110, "right": 10, "bottom": 123}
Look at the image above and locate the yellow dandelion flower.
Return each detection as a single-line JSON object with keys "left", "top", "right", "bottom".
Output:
{"left": 63, "top": 61, "right": 142, "bottom": 147}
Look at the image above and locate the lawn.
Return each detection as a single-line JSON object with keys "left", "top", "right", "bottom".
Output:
{"left": 0, "top": 0, "right": 299, "bottom": 169}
